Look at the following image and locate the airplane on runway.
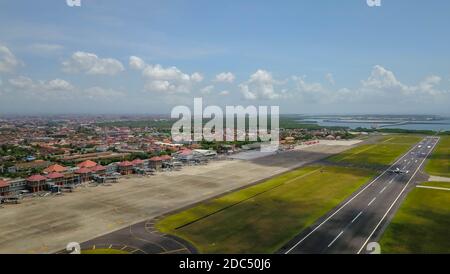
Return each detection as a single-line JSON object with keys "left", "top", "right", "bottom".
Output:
{"left": 389, "top": 167, "right": 407, "bottom": 174}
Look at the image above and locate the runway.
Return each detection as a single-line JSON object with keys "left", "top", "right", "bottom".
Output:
{"left": 279, "top": 136, "right": 440, "bottom": 254}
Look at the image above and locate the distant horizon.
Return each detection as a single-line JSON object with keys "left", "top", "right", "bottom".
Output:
{"left": 0, "top": 113, "right": 449, "bottom": 118}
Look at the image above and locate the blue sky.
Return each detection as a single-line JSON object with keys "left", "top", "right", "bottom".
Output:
{"left": 0, "top": 0, "right": 449, "bottom": 114}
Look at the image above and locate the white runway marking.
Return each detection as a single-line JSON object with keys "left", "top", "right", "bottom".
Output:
{"left": 367, "top": 197, "right": 376, "bottom": 207}
{"left": 417, "top": 185, "right": 450, "bottom": 191}
{"left": 388, "top": 177, "right": 396, "bottom": 185}
{"left": 328, "top": 231, "right": 344, "bottom": 248}
{"left": 379, "top": 186, "right": 387, "bottom": 194}
{"left": 351, "top": 211, "right": 363, "bottom": 224}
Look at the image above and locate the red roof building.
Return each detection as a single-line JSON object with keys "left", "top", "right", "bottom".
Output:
{"left": 26, "top": 174, "right": 47, "bottom": 193}
{"left": 90, "top": 165, "right": 107, "bottom": 176}
{"left": 179, "top": 149, "right": 193, "bottom": 156}
{"left": 117, "top": 161, "right": 133, "bottom": 167}
{"left": 149, "top": 156, "right": 163, "bottom": 170}
{"left": 75, "top": 168, "right": 92, "bottom": 182}
{"left": 0, "top": 179, "right": 10, "bottom": 196}
{"left": 149, "top": 156, "right": 163, "bottom": 162}
{"left": 90, "top": 165, "right": 106, "bottom": 172}
{"left": 46, "top": 172, "right": 65, "bottom": 186}
{"left": 0, "top": 179, "right": 9, "bottom": 188}
{"left": 77, "top": 160, "right": 97, "bottom": 169}
{"left": 159, "top": 155, "right": 172, "bottom": 161}
{"left": 117, "top": 161, "right": 133, "bottom": 175}
{"left": 131, "top": 159, "right": 145, "bottom": 165}
{"left": 46, "top": 172, "right": 65, "bottom": 179}
{"left": 27, "top": 174, "right": 47, "bottom": 182}
{"left": 75, "top": 168, "right": 91, "bottom": 174}
{"left": 43, "top": 164, "right": 67, "bottom": 174}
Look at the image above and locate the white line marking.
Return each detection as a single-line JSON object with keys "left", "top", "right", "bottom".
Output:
{"left": 388, "top": 177, "right": 395, "bottom": 185}
{"left": 417, "top": 185, "right": 450, "bottom": 191}
{"left": 328, "top": 231, "right": 344, "bottom": 248}
{"left": 379, "top": 186, "right": 387, "bottom": 194}
{"left": 357, "top": 137, "right": 439, "bottom": 254}
{"left": 367, "top": 197, "right": 376, "bottom": 206}
{"left": 351, "top": 211, "right": 363, "bottom": 224}
{"left": 284, "top": 141, "right": 421, "bottom": 254}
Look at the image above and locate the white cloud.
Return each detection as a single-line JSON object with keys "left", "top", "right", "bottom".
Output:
{"left": 361, "top": 65, "right": 409, "bottom": 92}
{"left": 8, "top": 76, "right": 75, "bottom": 100}
{"left": 142, "top": 64, "right": 190, "bottom": 81}
{"left": 7, "top": 75, "right": 125, "bottom": 102}
{"left": 239, "top": 69, "right": 281, "bottom": 100}
{"left": 63, "top": 51, "right": 124, "bottom": 75}
{"left": 201, "top": 85, "right": 214, "bottom": 95}
{"left": 9, "top": 76, "right": 74, "bottom": 92}
{"left": 8, "top": 76, "right": 34, "bottom": 89}
{"left": 219, "top": 90, "right": 229, "bottom": 96}
{"left": 144, "top": 80, "right": 176, "bottom": 92}
{"left": 0, "top": 45, "right": 21, "bottom": 73}
{"left": 191, "top": 72, "right": 204, "bottom": 82}
{"left": 83, "top": 86, "right": 125, "bottom": 99}
{"left": 359, "top": 65, "right": 448, "bottom": 102}
{"left": 45, "top": 79, "right": 74, "bottom": 91}
{"left": 129, "top": 55, "right": 203, "bottom": 94}
{"left": 214, "top": 72, "right": 235, "bottom": 83}
{"left": 129, "top": 56, "right": 146, "bottom": 70}
{"left": 28, "top": 43, "right": 64, "bottom": 54}
{"left": 292, "top": 76, "right": 341, "bottom": 104}
{"left": 417, "top": 75, "right": 442, "bottom": 96}
{"left": 325, "top": 73, "right": 335, "bottom": 85}
{"left": 290, "top": 65, "right": 449, "bottom": 105}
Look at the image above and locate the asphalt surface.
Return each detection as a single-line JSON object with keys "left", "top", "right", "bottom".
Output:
{"left": 57, "top": 216, "right": 196, "bottom": 254}
{"left": 279, "top": 136, "right": 440, "bottom": 254}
